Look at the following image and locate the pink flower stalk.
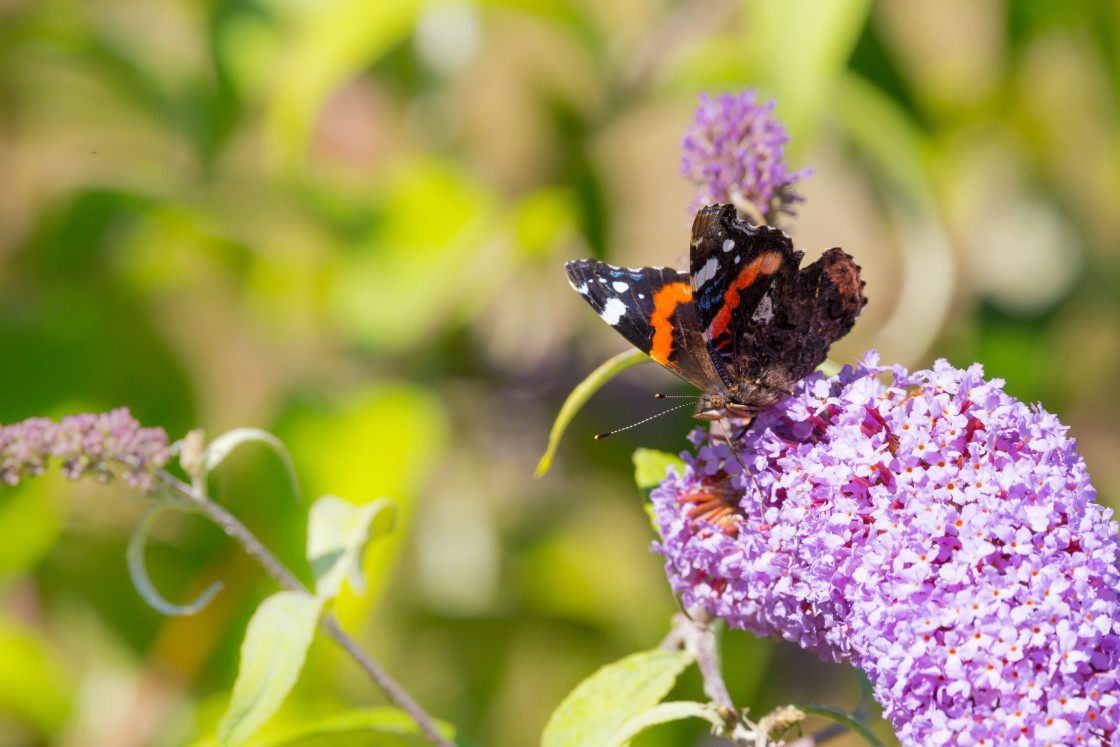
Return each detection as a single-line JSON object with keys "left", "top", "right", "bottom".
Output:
{"left": 681, "top": 90, "right": 812, "bottom": 223}
{"left": 0, "top": 408, "right": 170, "bottom": 493}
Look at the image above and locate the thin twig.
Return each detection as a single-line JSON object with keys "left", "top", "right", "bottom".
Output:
{"left": 157, "top": 470, "right": 456, "bottom": 747}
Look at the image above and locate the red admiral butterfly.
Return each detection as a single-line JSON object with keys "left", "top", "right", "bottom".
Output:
{"left": 565, "top": 203, "right": 866, "bottom": 425}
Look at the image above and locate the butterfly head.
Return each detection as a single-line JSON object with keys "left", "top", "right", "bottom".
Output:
{"left": 694, "top": 376, "right": 791, "bottom": 421}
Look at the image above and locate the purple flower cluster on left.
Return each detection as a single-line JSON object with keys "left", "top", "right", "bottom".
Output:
{"left": 0, "top": 408, "right": 170, "bottom": 493}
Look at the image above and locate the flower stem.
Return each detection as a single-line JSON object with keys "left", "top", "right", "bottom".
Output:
{"left": 157, "top": 471, "right": 456, "bottom": 747}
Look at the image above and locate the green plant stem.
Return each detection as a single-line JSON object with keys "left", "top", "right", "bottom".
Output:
{"left": 663, "top": 613, "right": 755, "bottom": 744}
{"left": 158, "top": 471, "right": 456, "bottom": 747}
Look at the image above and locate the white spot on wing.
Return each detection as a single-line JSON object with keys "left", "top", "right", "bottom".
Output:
{"left": 733, "top": 254, "right": 740, "bottom": 264}
{"left": 600, "top": 297, "right": 627, "bottom": 326}
{"left": 637, "top": 293, "right": 645, "bottom": 299}
{"left": 693, "top": 256, "right": 720, "bottom": 288}
{"left": 723, "top": 239, "right": 735, "bottom": 252}
{"left": 575, "top": 282, "right": 589, "bottom": 295}
{"left": 612, "top": 281, "right": 629, "bottom": 292}
{"left": 751, "top": 294, "right": 774, "bottom": 324}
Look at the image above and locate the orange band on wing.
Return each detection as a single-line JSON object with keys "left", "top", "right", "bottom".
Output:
{"left": 706, "top": 251, "right": 783, "bottom": 344}
{"left": 650, "top": 282, "right": 692, "bottom": 365}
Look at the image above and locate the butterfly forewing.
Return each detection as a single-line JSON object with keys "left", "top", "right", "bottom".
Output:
{"left": 687, "top": 204, "right": 797, "bottom": 379}
{"left": 564, "top": 203, "right": 867, "bottom": 423}
{"left": 564, "top": 260, "right": 721, "bottom": 392}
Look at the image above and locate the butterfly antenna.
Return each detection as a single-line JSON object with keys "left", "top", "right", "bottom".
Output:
{"left": 594, "top": 401, "right": 697, "bottom": 439}
{"left": 653, "top": 393, "right": 697, "bottom": 399}
{"left": 715, "top": 419, "right": 766, "bottom": 520}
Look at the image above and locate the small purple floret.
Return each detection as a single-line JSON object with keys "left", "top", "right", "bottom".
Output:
{"left": 681, "top": 90, "right": 811, "bottom": 223}
{"left": 653, "top": 352, "right": 1120, "bottom": 745}
{"left": 0, "top": 408, "right": 170, "bottom": 493}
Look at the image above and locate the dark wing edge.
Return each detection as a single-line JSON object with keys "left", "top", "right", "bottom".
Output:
{"left": 564, "top": 259, "right": 721, "bottom": 392}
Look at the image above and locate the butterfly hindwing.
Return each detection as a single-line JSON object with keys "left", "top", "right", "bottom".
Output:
{"left": 739, "top": 246, "right": 867, "bottom": 388}
{"left": 688, "top": 204, "right": 798, "bottom": 377}
{"left": 564, "top": 260, "right": 720, "bottom": 391}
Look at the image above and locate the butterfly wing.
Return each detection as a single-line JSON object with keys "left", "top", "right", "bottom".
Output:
{"left": 688, "top": 204, "right": 798, "bottom": 379}
{"left": 738, "top": 247, "right": 867, "bottom": 390}
{"left": 564, "top": 260, "right": 721, "bottom": 392}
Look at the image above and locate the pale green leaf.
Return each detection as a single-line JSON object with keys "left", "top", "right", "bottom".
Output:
{"left": 817, "top": 359, "right": 842, "bottom": 379}
{"left": 218, "top": 591, "right": 324, "bottom": 746}
{"left": 605, "top": 701, "right": 723, "bottom": 747}
{"left": 632, "top": 448, "right": 686, "bottom": 491}
{"left": 128, "top": 502, "right": 224, "bottom": 616}
{"left": 282, "top": 383, "right": 446, "bottom": 622}
{"left": 793, "top": 704, "right": 885, "bottom": 747}
{"left": 191, "top": 706, "right": 456, "bottom": 747}
{"left": 271, "top": 707, "right": 454, "bottom": 746}
{"left": 307, "top": 495, "right": 396, "bottom": 601}
{"left": 198, "top": 428, "right": 301, "bottom": 502}
{"left": 535, "top": 349, "right": 648, "bottom": 477}
{"left": 541, "top": 648, "right": 694, "bottom": 747}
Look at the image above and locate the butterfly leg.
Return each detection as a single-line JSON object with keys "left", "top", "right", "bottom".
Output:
{"left": 730, "top": 418, "right": 756, "bottom": 443}
{"left": 714, "top": 419, "right": 766, "bottom": 524}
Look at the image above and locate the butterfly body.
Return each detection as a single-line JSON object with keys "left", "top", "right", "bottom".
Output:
{"left": 565, "top": 204, "right": 866, "bottom": 422}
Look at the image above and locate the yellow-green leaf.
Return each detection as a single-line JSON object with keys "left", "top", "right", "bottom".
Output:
{"left": 632, "top": 448, "right": 686, "bottom": 491}
{"left": 218, "top": 591, "right": 324, "bottom": 746}
{"left": 605, "top": 701, "right": 723, "bottom": 747}
{"left": 541, "top": 648, "right": 694, "bottom": 747}
{"left": 535, "top": 349, "right": 648, "bottom": 477}
{"left": 307, "top": 496, "right": 396, "bottom": 601}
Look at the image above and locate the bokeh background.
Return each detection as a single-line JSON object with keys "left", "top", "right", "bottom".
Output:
{"left": 2, "top": 0, "right": 1119, "bottom": 745}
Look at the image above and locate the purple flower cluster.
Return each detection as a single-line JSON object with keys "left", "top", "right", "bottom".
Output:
{"left": 680, "top": 90, "right": 811, "bottom": 223}
{"left": 0, "top": 408, "right": 170, "bottom": 493}
{"left": 652, "top": 352, "right": 1120, "bottom": 746}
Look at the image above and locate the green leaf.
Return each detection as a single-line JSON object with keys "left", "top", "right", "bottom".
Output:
{"left": 282, "top": 383, "right": 446, "bottom": 619}
{"left": 306, "top": 495, "right": 396, "bottom": 601}
{"left": 193, "top": 706, "right": 457, "bottom": 747}
{"left": 218, "top": 591, "right": 324, "bottom": 746}
{"left": 793, "top": 704, "right": 885, "bottom": 747}
{"left": 604, "top": 701, "right": 723, "bottom": 747}
{"left": 632, "top": 448, "right": 686, "bottom": 491}
{"left": 271, "top": 707, "right": 454, "bottom": 747}
{"left": 535, "top": 349, "right": 648, "bottom": 477}
{"left": 541, "top": 648, "right": 694, "bottom": 747}
{"left": 197, "top": 428, "right": 301, "bottom": 502}
{"left": 817, "top": 359, "right": 842, "bottom": 378}
{"left": 127, "top": 502, "right": 224, "bottom": 616}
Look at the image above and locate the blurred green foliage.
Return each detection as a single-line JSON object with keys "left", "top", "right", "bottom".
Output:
{"left": 2, "top": 1, "right": 1119, "bottom": 745}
